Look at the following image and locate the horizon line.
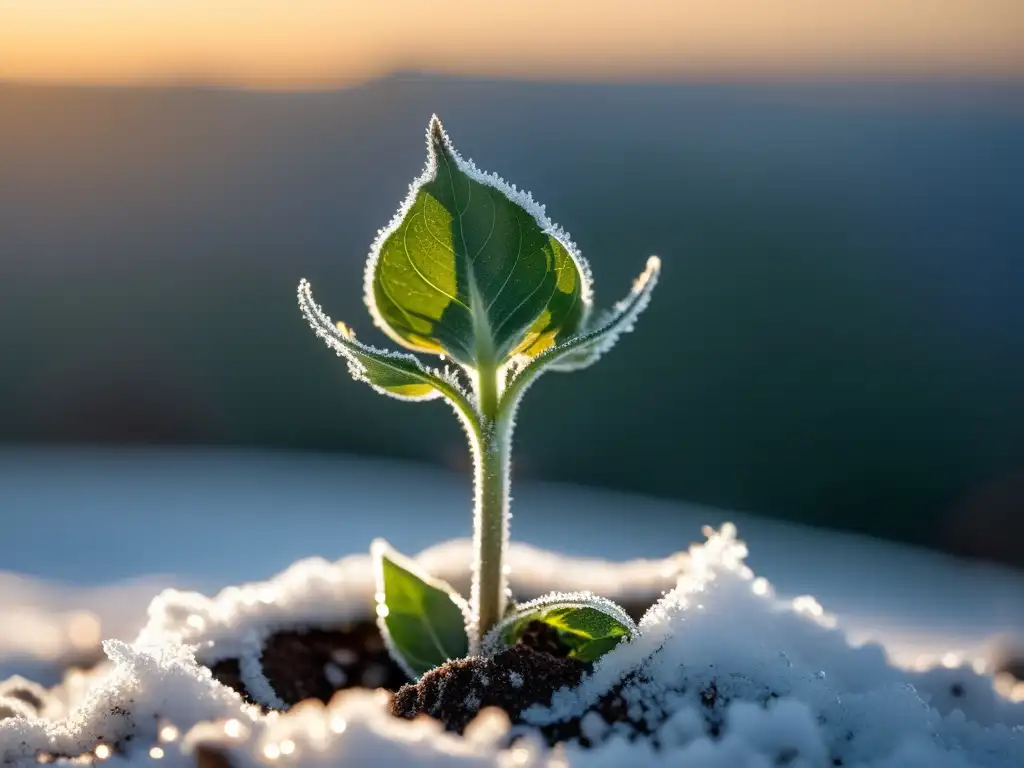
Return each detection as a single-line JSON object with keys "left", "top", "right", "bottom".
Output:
{"left": 3, "top": 68, "right": 1024, "bottom": 94}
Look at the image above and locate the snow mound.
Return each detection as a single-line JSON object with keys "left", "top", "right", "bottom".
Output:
{"left": 0, "top": 641, "right": 256, "bottom": 765}
{"left": 525, "top": 525, "right": 1024, "bottom": 767}
{"left": 1, "top": 526, "right": 1021, "bottom": 767}
{"left": 135, "top": 540, "right": 683, "bottom": 709}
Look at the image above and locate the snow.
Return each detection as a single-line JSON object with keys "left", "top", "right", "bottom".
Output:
{"left": 1, "top": 448, "right": 1023, "bottom": 765}
{"left": 3, "top": 446, "right": 1021, "bottom": 670}
{"left": 0, "top": 640, "right": 255, "bottom": 766}
{"left": 525, "top": 526, "right": 1024, "bottom": 766}
{"left": 0, "top": 520, "right": 1021, "bottom": 766}
{"left": 134, "top": 540, "right": 679, "bottom": 709}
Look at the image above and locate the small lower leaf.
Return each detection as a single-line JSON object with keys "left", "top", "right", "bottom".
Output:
{"left": 372, "top": 540, "right": 470, "bottom": 680}
{"left": 482, "top": 592, "right": 638, "bottom": 663}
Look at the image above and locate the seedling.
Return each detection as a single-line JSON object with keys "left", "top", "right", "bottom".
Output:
{"left": 298, "top": 116, "right": 660, "bottom": 680}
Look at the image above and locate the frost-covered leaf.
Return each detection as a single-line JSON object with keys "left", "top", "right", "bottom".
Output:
{"left": 372, "top": 540, "right": 470, "bottom": 680}
{"left": 499, "top": 256, "right": 660, "bottom": 410}
{"left": 543, "top": 254, "right": 661, "bottom": 373}
{"left": 299, "top": 278, "right": 465, "bottom": 402}
{"left": 482, "top": 592, "right": 638, "bottom": 663}
{"left": 365, "top": 115, "right": 591, "bottom": 368}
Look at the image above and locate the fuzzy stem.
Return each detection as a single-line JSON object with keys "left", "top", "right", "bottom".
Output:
{"left": 471, "top": 361, "right": 508, "bottom": 644}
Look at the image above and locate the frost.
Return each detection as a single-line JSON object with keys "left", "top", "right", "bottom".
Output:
{"left": 541, "top": 254, "right": 661, "bottom": 374}
{"left": 481, "top": 591, "right": 638, "bottom": 658}
{"left": 0, "top": 640, "right": 252, "bottom": 765}
{"left": 522, "top": 525, "right": 1024, "bottom": 767}
{"left": 136, "top": 551, "right": 379, "bottom": 709}
{"left": 2, "top": 528, "right": 1021, "bottom": 767}
{"left": 298, "top": 278, "right": 470, "bottom": 405}
{"left": 137, "top": 540, "right": 683, "bottom": 694}
{"left": 372, "top": 537, "right": 473, "bottom": 679}
{"left": 579, "top": 711, "right": 609, "bottom": 744}
{"left": 495, "top": 255, "right": 660, "bottom": 452}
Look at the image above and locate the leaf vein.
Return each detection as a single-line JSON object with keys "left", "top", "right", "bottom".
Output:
{"left": 486, "top": 194, "right": 522, "bottom": 315}
{"left": 401, "top": 211, "right": 467, "bottom": 311}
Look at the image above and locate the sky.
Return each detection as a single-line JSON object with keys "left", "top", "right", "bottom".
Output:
{"left": 1, "top": 0, "right": 1022, "bottom": 88}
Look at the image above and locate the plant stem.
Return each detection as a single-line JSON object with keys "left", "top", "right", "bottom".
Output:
{"left": 472, "top": 361, "right": 508, "bottom": 644}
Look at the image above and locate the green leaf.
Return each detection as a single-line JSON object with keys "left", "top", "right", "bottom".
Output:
{"left": 365, "top": 115, "right": 592, "bottom": 369}
{"left": 500, "top": 256, "right": 661, "bottom": 409}
{"left": 372, "top": 539, "right": 471, "bottom": 680}
{"left": 482, "top": 592, "right": 638, "bottom": 664}
{"left": 543, "top": 255, "right": 661, "bottom": 373}
{"left": 298, "top": 278, "right": 465, "bottom": 403}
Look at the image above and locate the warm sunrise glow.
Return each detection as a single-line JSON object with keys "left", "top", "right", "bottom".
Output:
{"left": 1, "top": 0, "right": 1022, "bottom": 87}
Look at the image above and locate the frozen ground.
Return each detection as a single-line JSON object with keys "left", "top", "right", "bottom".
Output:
{"left": 1, "top": 447, "right": 1022, "bottom": 681}
{"left": 0, "top": 448, "right": 1022, "bottom": 765}
{"left": 0, "top": 519, "right": 1021, "bottom": 766}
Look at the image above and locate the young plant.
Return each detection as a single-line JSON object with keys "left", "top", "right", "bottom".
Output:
{"left": 298, "top": 116, "right": 660, "bottom": 679}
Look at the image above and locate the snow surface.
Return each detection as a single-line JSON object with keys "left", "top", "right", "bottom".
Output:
{"left": 526, "top": 526, "right": 1024, "bottom": 766}
{"left": 1, "top": 525, "right": 1021, "bottom": 767}
{"left": 136, "top": 538, "right": 681, "bottom": 710}
{"left": 0, "top": 573, "right": 180, "bottom": 684}
{"left": 2, "top": 447, "right": 1023, "bottom": 685}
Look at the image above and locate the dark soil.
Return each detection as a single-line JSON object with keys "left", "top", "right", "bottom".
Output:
{"left": 210, "top": 620, "right": 408, "bottom": 707}
{"left": 390, "top": 641, "right": 590, "bottom": 734}
{"left": 388, "top": 625, "right": 730, "bottom": 748}
{"left": 194, "top": 745, "right": 234, "bottom": 768}
{"left": 207, "top": 598, "right": 656, "bottom": 710}
{"left": 261, "top": 624, "right": 409, "bottom": 704}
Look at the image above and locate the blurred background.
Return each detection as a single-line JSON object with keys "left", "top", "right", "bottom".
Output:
{"left": 1, "top": 1, "right": 1023, "bottom": 568}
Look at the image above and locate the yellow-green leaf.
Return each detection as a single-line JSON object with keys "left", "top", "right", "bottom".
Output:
{"left": 482, "top": 592, "right": 637, "bottom": 664}
{"left": 365, "top": 116, "right": 592, "bottom": 369}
